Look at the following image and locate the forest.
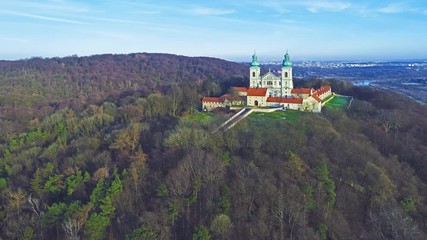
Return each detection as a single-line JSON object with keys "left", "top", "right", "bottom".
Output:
{"left": 0, "top": 53, "right": 426, "bottom": 240}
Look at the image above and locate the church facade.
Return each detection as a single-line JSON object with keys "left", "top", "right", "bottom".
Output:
{"left": 249, "top": 52, "right": 293, "bottom": 97}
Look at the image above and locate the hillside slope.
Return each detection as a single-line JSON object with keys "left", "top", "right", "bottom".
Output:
{"left": 0, "top": 53, "right": 247, "bottom": 139}
{"left": 0, "top": 53, "right": 247, "bottom": 101}
{"left": 0, "top": 54, "right": 426, "bottom": 239}
{"left": 0, "top": 83, "right": 426, "bottom": 239}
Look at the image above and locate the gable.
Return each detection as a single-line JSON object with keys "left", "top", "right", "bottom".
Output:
{"left": 305, "top": 95, "right": 321, "bottom": 103}
{"left": 262, "top": 72, "right": 281, "bottom": 80}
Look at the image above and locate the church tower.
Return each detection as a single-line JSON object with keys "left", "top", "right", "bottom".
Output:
{"left": 249, "top": 52, "right": 261, "bottom": 88}
{"left": 281, "top": 51, "right": 293, "bottom": 96}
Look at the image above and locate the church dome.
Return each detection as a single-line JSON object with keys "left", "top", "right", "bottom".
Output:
{"left": 282, "top": 52, "right": 292, "bottom": 68}
{"left": 251, "top": 53, "right": 260, "bottom": 67}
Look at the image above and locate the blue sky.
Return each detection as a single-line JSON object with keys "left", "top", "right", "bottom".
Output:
{"left": 0, "top": 0, "right": 426, "bottom": 61}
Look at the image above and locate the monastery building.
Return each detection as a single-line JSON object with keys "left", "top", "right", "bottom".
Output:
{"left": 202, "top": 52, "right": 332, "bottom": 112}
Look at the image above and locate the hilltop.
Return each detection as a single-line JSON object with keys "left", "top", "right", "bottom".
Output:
{"left": 0, "top": 52, "right": 247, "bottom": 104}
{"left": 0, "top": 53, "right": 247, "bottom": 135}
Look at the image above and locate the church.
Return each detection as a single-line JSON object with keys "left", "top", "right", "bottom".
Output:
{"left": 249, "top": 52, "right": 293, "bottom": 97}
{"left": 202, "top": 52, "right": 333, "bottom": 112}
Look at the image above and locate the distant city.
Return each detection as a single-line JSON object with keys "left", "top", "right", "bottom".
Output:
{"left": 254, "top": 60, "right": 427, "bottom": 105}
{"left": 255, "top": 60, "right": 427, "bottom": 80}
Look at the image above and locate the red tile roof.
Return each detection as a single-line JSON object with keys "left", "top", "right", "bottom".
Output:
{"left": 202, "top": 97, "right": 222, "bottom": 103}
{"left": 203, "top": 94, "right": 244, "bottom": 103}
{"left": 291, "top": 88, "right": 313, "bottom": 94}
{"left": 267, "top": 97, "right": 303, "bottom": 104}
{"left": 311, "top": 94, "right": 322, "bottom": 103}
{"left": 315, "top": 85, "right": 331, "bottom": 96}
{"left": 233, "top": 87, "right": 248, "bottom": 92}
{"left": 247, "top": 88, "right": 268, "bottom": 97}
{"left": 220, "top": 94, "right": 232, "bottom": 100}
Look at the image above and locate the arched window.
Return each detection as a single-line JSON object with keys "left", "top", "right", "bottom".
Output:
{"left": 285, "top": 72, "right": 288, "bottom": 78}
{"left": 252, "top": 72, "right": 255, "bottom": 77}
{"left": 267, "top": 81, "right": 273, "bottom": 85}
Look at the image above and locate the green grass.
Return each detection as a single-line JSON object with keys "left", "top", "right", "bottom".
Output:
{"left": 322, "top": 94, "right": 334, "bottom": 103}
{"left": 248, "top": 110, "right": 305, "bottom": 124}
{"left": 325, "top": 96, "right": 351, "bottom": 109}
{"left": 182, "top": 112, "right": 214, "bottom": 122}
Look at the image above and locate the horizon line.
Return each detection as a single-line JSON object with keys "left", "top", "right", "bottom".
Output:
{"left": 1, "top": 51, "right": 426, "bottom": 63}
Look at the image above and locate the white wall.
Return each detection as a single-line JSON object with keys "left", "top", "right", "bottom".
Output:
{"left": 247, "top": 96, "right": 267, "bottom": 107}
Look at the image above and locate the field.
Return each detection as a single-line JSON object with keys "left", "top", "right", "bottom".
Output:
{"left": 322, "top": 94, "right": 334, "bottom": 103}
{"left": 182, "top": 112, "right": 214, "bottom": 123}
{"left": 325, "top": 96, "right": 351, "bottom": 109}
{"left": 247, "top": 110, "right": 305, "bottom": 124}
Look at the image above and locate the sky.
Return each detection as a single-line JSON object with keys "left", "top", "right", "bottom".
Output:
{"left": 0, "top": 0, "right": 427, "bottom": 61}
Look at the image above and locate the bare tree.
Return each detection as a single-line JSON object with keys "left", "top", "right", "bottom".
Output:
{"left": 62, "top": 218, "right": 81, "bottom": 240}
{"left": 377, "top": 110, "right": 401, "bottom": 134}
{"left": 169, "top": 85, "right": 183, "bottom": 116}
{"left": 370, "top": 205, "right": 420, "bottom": 240}
{"left": 273, "top": 195, "right": 286, "bottom": 240}
{"left": 274, "top": 185, "right": 305, "bottom": 240}
{"left": 27, "top": 194, "right": 41, "bottom": 217}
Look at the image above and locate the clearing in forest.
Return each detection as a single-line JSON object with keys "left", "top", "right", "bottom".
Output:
{"left": 325, "top": 96, "right": 351, "bottom": 109}
{"left": 248, "top": 110, "right": 305, "bottom": 125}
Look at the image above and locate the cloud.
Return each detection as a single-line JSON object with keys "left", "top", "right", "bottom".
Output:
{"left": 251, "top": 1, "right": 290, "bottom": 14}
{"left": 0, "top": 0, "right": 89, "bottom": 13}
{"left": 77, "top": 15, "right": 202, "bottom": 34}
{"left": 378, "top": 4, "right": 404, "bottom": 14}
{"left": 377, "top": 3, "right": 416, "bottom": 14}
{"left": 190, "top": 7, "right": 235, "bottom": 16}
{"left": 77, "top": 16, "right": 184, "bottom": 31}
{"left": 247, "top": 0, "right": 351, "bottom": 14}
{"left": 304, "top": 1, "right": 351, "bottom": 13}
{"left": 80, "top": 16, "right": 145, "bottom": 25}
{"left": 0, "top": 10, "right": 87, "bottom": 24}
